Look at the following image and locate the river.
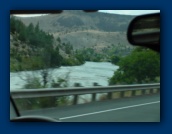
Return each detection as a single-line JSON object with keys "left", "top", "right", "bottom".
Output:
{"left": 10, "top": 61, "right": 119, "bottom": 90}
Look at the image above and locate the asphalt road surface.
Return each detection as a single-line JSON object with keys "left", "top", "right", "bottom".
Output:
{"left": 21, "top": 94, "right": 160, "bottom": 122}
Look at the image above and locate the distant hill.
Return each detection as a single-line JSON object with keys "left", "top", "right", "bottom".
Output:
{"left": 15, "top": 10, "right": 135, "bottom": 33}
{"left": 14, "top": 10, "right": 135, "bottom": 51}
{"left": 54, "top": 30, "right": 128, "bottom": 50}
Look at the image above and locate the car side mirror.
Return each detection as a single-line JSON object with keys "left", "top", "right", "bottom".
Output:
{"left": 127, "top": 13, "right": 160, "bottom": 52}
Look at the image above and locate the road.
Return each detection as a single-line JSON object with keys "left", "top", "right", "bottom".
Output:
{"left": 21, "top": 94, "right": 160, "bottom": 122}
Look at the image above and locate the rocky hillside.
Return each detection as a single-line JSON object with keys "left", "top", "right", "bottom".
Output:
{"left": 10, "top": 16, "right": 87, "bottom": 72}
{"left": 14, "top": 10, "right": 135, "bottom": 51}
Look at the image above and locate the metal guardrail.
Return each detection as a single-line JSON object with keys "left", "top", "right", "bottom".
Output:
{"left": 11, "top": 83, "right": 160, "bottom": 102}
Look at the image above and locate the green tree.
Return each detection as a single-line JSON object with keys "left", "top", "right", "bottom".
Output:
{"left": 109, "top": 47, "right": 160, "bottom": 85}
{"left": 111, "top": 55, "right": 120, "bottom": 65}
{"left": 10, "top": 17, "right": 84, "bottom": 72}
{"left": 56, "top": 37, "right": 61, "bottom": 43}
{"left": 50, "top": 46, "right": 63, "bottom": 67}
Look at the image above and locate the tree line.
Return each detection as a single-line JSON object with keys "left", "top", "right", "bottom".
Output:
{"left": 109, "top": 47, "right": 160, "bottom": 85}
{"left": 10, "top": 16, "right": 85, "bottom": 72}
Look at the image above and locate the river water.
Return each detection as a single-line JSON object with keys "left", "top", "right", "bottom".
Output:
{"left": 10, "top": 61, "right": 119, "bottom": 90}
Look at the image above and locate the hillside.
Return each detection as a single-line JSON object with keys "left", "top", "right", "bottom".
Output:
{"left": 10, "top": 10, "right": 137, "bottom": 72}
{"left": 55, "top": 30, "right": 129, "bottom": 50}
{"left": 14, "top": 10, "right": 135, "bottom": 51}
{"left": 15, "top": 10, "right": 134, "bottom": 33}
{"left": 10, "top": 16, "right": 86, "bottom": 72}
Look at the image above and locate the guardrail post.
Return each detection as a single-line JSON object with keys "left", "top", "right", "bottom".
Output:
{"left": 92, "top": 93, "right": 96, "bottom": 101}
{"left": 73, "top": 95, "right": 79, "bottom": 105}
{"left": 92, "top": 83, "right": 98, "bottom": 101}
{"left": 107, "top": 92, "right": 112, "bottom": 100}
{"left": 157, "top": 88, "right": 160, "bottom": 93}
{"left": 150, "top": 89, "right": 154, "bottom": 94}
{"left": 131, "top": 90, "right": 135, "bottom": 96}
{"left": 141, "top": 89, "right": 146, "bottom": 95}
{"left": 121, "top": 91, "right": 125, "bottom": 98}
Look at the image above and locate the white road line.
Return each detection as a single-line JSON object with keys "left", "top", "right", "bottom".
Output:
{"left": 59, "top": 101, "right": 160, "bottom": 120}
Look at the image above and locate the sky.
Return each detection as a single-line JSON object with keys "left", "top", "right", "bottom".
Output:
{"left": 14, "top": 10, "right": 160, "bottom": 17}
{"left": 99, "top": 10, "right": 160, "bottom": 15}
